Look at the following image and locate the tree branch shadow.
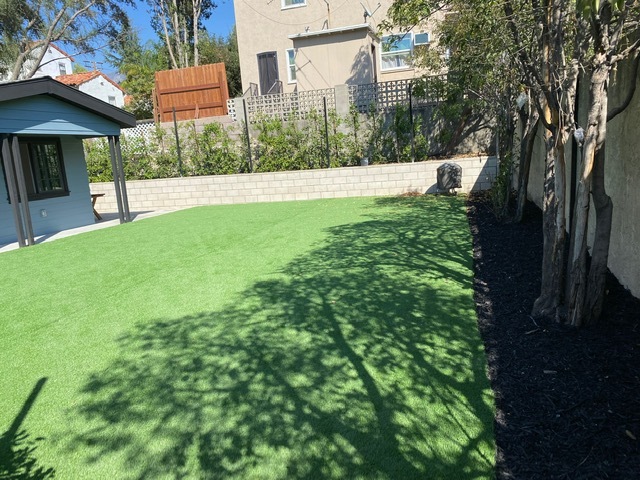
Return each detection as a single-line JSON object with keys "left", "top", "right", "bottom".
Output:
{"left": 1, "top": 378, "right": 55, "bottom": 480}
{"left": 59, "top": 196, "right": 495, "bottom": 479}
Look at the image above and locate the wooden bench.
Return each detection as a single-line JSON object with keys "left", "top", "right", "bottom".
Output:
{"left": 91, "top": 193, "right": 105, "bottom": 220}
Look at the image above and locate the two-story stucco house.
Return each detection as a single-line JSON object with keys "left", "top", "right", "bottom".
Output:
{"left": 55, "top": 71, "right": 127, "bottom": 109}
{"left": 0, "top": 43, "right": 75, "bottom": 81}
{"left": 233, "top": 0, "right": 446, "bottom": 95}
{"left": 32, "top": 43, "right": 75, "bottom": 78}
{"left": 2, "top": 45, "right": 127, "bottom": 109}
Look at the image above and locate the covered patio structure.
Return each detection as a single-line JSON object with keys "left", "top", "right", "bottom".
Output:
{"left": 0, "top": 76, "right": 136, "bottom": 247}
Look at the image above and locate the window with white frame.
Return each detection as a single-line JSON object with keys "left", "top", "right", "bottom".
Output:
{"left": 108, "top": 96, "right": 116, "bottom": 105}
{"left": 381, "top": 33, "right": 413, "bottom": 71}
{"left": 58, "top": 62, "right": 67, "bottom": 75}
{"left": 286, "top": 49, "right": 296, "bottom": 83}
{"left": 282, "top": 0, "right": 306, "bottom": 9}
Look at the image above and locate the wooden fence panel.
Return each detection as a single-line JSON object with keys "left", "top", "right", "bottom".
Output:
{"left": 154, "top": 63, "right": 230, "bottom": 122}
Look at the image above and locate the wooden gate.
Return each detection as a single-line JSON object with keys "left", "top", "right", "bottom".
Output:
{"left": 153, "top": 63, "right": 230, "bottom": 123}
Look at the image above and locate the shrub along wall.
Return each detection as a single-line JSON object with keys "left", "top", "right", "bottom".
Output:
{"left": 85, "top": 121, "right": 247, "bottom": 182}
{"left": 85, "top": 103, "right": 492, "bottom": 183}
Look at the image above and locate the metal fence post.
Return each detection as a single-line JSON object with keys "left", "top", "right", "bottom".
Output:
{"left": 323, "top": 96, "right": 330, "bottom": 168}
{"left": 409, "top": 86, "right": 416, "bottom": 163}
{"left": 172, "top": 107, "right": 182, "bottom": 176}
{"left": 243, "top": 99, "right": 253, "bottom": 172}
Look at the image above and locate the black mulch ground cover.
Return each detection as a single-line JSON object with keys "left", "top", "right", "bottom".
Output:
{"left": 466, "top": 193, "right": 640, "bottom": 480}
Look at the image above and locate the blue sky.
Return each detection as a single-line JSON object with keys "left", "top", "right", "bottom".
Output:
{"left": 73, "top": 0, "right": 236, "bottom": 77}
{"left": 126, "top": 0, "right": 236, "bottom": 44}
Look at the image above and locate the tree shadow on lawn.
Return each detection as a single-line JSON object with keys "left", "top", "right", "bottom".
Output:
{"left": 61, "top": 196, "right": 495, "bottom": 479}
{"left": 1, "top": 378, "right": 55, "bottom": 480}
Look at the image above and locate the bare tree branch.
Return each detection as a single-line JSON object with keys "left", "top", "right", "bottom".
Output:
{"left": 607, "top": 52, "right": 640, "bottom": 121}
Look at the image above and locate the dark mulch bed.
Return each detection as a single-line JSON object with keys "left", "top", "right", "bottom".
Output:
{"left": 466, "top": 192, "right": 640, "bottom": 479}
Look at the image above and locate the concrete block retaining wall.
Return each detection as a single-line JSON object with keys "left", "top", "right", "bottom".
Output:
{"left": 90, "top": 155, "right": 497, "bottom": 213}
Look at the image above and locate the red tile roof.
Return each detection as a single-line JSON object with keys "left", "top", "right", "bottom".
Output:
{"left": 55, "top": 71, "right": 126, "bottom": 93}
{"left": 55, "top": 71, "right": 100, "bottom": 86}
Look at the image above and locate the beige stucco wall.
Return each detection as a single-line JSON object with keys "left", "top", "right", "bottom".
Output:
{"left": 526, "top": 57, "right": 640, "bottom": 298}
{"left": 233, "top": 0, "right": 445, "bottom": 94}
{"left": 597, "top": 59, "right": 640, "bottom": 298}
{"left": 90, "top": 156, "right": 496, "bottom": 212}
{"left": 292, "top": 29, "right": 377, "bottom": 90}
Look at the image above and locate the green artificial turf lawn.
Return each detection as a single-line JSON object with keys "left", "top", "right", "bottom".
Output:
{"left": 0, "top": 196, "right": 495, "bottom": 479}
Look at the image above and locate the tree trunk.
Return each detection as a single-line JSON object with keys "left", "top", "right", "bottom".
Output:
{"left": 193, "top": 23, "right": 199, "bottom": 67}
{"left": 181, "top": 12, "right": 189, "bottom": 68}
{"left": 158, "top": 0, "right": 179, "bottom": 69}
{"left": 170, "top": 0, "right": 187, "bottom": 68}
{"left": 9, "top": 49, "right": 29, "bottom": 80}
{"left": 532, "top": 131, "right": 567, "bottom": 320}
{"left": 582, "top": 51, "right": 640, "bottom": 324}
{"left": 500, "top": 108, "right": 516, "bottom": 219}
{"left": 443, "top": 105, "right": 472, "bottom": 155}
{"left": 567, "top": 63, "right": 609, "bottom": 327}
{"left": 24, "top": 42, "right": 50, "bottom": 79}
{"left": 193, "top": 0, "right": 201, "bottom": 66}
{"left": 584, "top": 143, "right": 612, "bottom": 324}
{"left": 515, "top": 109, "right": 540, "bottom": 222}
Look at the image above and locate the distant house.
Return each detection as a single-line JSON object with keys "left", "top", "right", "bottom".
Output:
{"left": 0, "top": 43, "right": 74, "bottom": 81}
{"left": 0, "top": 77, "right": 135, "bottom": 247}
{"left": 233, "top": 0, "right": 446, "bottom": 94}
{"left": 56, "top": 71, "right": 127, "bottom": 108}
{"left": 33, "top": 44, "right": 75, "bottom": 78}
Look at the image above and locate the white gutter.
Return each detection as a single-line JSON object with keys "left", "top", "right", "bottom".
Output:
{"left": 288, "top": 23, "right": 377, "bottom": 40}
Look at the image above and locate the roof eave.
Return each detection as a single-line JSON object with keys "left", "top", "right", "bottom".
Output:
{"left": 0, "top": 76, "right": 136, "bottom": 129}
{"left": 288, "top": 23, "right": 377, "bottom": 40}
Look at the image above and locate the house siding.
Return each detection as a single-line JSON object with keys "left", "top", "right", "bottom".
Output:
{"left": 0, "top": 45, "right": 73, "bottom": 81}
{"left": 35, "top": 46, "right": 74, "bottom": 78}
{"left": 0, "top": 96, "right": 121, "bottom": 137}
{"left": 79, "top": 76, "right": 125, "bottom": 108}
{"left": 0, "top": 137, "right": 94, "bottom": 245}
{"left": 292, "top": 29, "right": 377, "bottom": 90}
{"left": 233, "top": 0, "right": 446, "bottom": 94}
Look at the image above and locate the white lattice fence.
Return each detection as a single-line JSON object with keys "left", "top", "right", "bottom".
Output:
{"left": 227, "top": 76, "right": 449, "bottom": 122}
{"left": 114, "top": 120, "right": 159, "bottom": 159}
{"left": 227, "top": 98, "right": 236, "bottom": 120}
{"left": 121, "top": 120, "right": 156, "bottom": 141}
{"left": 245, "top": 88, "right": 335, "bottom": 123}
{"left": 349, "top": 76, "right": 447, "bottom": 113}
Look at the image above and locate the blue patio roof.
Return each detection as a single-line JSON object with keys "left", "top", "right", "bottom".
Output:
{"left": 0, "top": 76, "right": 136, "bottom": 137}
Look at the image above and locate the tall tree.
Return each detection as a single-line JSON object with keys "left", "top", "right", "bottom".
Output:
{"left": 198, "top": 26, "right": 241, "bottom": 96}
{"left": 384, "top": 0, "right": 539, "bottom": 219}
{"left": 106, "top": 27, "right": 167, "bottom": 119}
{"left": 566, "top": 0, "right": 640, "bottom": 326}
{"left": 147, "top": 0, "right": 216, "bottom": 69}
{"left": 502, "top": 0, "right": 587, "bottom": 320}
{"left": 387, "top": 0, "right": 640, "bottom": 326}
{"left": 0, "top": 0, "right": 131, "bottom": 81}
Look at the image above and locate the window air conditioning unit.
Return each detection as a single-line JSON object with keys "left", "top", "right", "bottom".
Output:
{"left": 414, "top": 33, "right": 430, "bottom": 46}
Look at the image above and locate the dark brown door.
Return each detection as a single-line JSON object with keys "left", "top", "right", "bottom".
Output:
{"left": 257, "top": 51, "right": 279, "bottom": 95}
{"left": 371, "top": 44, "right": 378, "bottom": 84}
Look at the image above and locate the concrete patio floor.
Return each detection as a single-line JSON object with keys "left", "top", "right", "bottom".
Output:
{"left": 0, "top": 208, "right": 187, "bottom": 253}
